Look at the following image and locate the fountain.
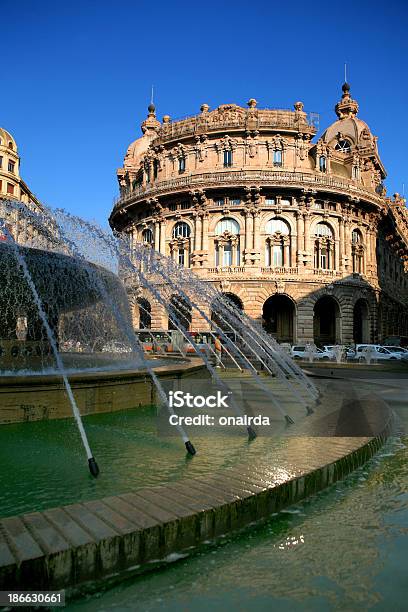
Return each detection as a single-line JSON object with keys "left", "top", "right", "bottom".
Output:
{"left": 332, "top": 345, "right": 343, "bottom": 364}
{"left": 0, "top": 198, "right": 318, "bottom": 474}
{"left": 0, "top": 199, "right": 395, "bottom": 600}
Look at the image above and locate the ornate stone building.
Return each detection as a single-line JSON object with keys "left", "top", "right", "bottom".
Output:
{"left": 0, "top": 126, "right": 50, "bottom": 246}
{"left": 110, "top": 85, "right": 408, "bottom": 345}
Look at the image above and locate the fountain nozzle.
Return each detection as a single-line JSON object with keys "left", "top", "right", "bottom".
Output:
{"left": 88, "top": 457, "right": 100, "bottom": 477}
{"left": 247, "top": 426, "right": 257, "bottom": 440}
{"left": 185, "top": 440, "right": 196, "bottom": 456}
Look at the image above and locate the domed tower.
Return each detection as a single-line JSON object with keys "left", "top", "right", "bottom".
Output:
{"left": 110, "top": 87, "right": 408, "bottom": 346}
{"left": 315, "top": 83, "right": 386, "bottom": 191}
{"left": 117, "top": 103, "right": 161, "bottom": 195}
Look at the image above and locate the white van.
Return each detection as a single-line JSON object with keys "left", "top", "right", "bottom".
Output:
{"left": 354, "top": 345, "right": 401, "bottom": 362}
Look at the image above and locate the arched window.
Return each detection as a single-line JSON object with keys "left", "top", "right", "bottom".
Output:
{"left": 171, "top": 222, "right": 191, "bottom": 267}
{"left": 314, "top": 223, "right": 334, "bottom": 270}
{"left": 335, "top": 139, "right": 351, "bottom": 153}
{"left": 315, "top": 223, "right": 333, "bottom": 238}
{"left": 352, "top": 229, "right": 361, "bottom": 243}
{"left": 137, "top": 297, "right": 151, "bottom": 329}
{"left": 273, "top": 150, "right": 282, "bottom": 166}
{"left": 265, "top": 218, "right": 291, "bottom": 268}
{"left": 352, "top": 229, "right": 364, "bottom": 273}
{"left": 168, "top": 295, "right": 192, "bottom": 331}
{"left": 8, "top": 141, "right": 13, "bottom": 150}
{"left": 215, "top": 218, "right": 240, "bottom": 235}
{"left": 215, "top": 218, "right": 240, "bottom": 267}
{"left": 142, "top": 228, "right": 154, "bottom": 244}
{"left": 319, "top": 155, "right": 327, "bottom": 173}
{"left": 265, "top": 219, "right": 290, "bottom": 235}
{"left": 172, "top": 222, "right": 191, "bottom": 238}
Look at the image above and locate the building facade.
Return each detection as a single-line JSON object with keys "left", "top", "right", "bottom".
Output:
{"left": 110, "top": 85, "right": 408, "bottom": 345}
{"left": 0, "top": 126, "right": 48, "bottom": 246}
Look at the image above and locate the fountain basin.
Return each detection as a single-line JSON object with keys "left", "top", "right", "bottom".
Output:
{"left": 0, "top": 357, "right": 205, "bottom": 424}
{"left": 0, "top": 390, "right": 393, "bottom": 594}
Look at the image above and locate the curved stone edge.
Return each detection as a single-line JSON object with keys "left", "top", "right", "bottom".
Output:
{"left": 0, "top": 359, "right": 206, "bottom": 424}
{"left": 0, "top": 403, "right": 394, "bottom": 595}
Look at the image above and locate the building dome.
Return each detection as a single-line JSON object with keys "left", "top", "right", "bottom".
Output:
{"left": 118, "top": 104, "right": 161, "bottom": 188}
{"left": 123, "top": 135, "right": 152, "bottom": 170}
{"left": 0, "top": 127, "right": 17, "bottom": 152}
{"left": 322, "top": 114, "right": 373, "bottom": 149}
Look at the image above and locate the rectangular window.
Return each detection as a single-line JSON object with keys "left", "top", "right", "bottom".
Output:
{"left": 178, "top": 249, "right": 185, "bottom": 266}
{"left": 153, "top": 159, "right": 158, "bottom": 179}
{"left": 223, "top": 150, "right": 232, "bottom": 167}
{"left": 169, "top": 203, "right": 177, "bottom": 211}
{"left": 273, "top": 245, "right": 283, "bottom": 267}
{"left": 319, "top": 156, "right": 327, "bottom": 173}
{"left": 0, "top": 180, "right": 2, "bottom": 192}
{"left": 214, "top": 198, "right": 224, "bottom": 206}
{"left": 273, "top": 150, "right": 282, "bottom": 167}
{"left": 320, "top": 249, "right": 327, "bottom": 269}
{"left": 8, "top": 160, "right": 15, "bottom": 173}
{"left": 7, "top": 183, "right": 14, "bottom": 195}
{"left": 0, "top": 156, "right": 3, "bottom": 168}
{"left": 229, "top": 198, "right": 241, "bottom": 206}
{"left": 223, "top": 243, "right": 232, "bottom": 266}
{"left": 265, "top": 198, "right": 275, "bottom": 205}
{"left": 181, "top": 202, "right": 190, "bottom": 210}
{"left": 179, "top": 157, "right": 186, "bottom": 173}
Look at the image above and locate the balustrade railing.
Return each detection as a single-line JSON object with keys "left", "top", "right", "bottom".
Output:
{"left": 313, "top": 268, "right": 337, "bottom": 277}
{"left": 207, "top": 266, "right": 246, "bottom": 274}
{"left": 261, "top": 266, "right": 299, "bottom": 274}
{"left": 112, "top": 169, "right": 382, "bottom": 210}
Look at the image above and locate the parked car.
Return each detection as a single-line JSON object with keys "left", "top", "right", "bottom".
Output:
{"left": 382, "top": 346, "right": 408, "bottom": 361}
{"left": 290, "top": 346, "right": 330, "bottom": 361}
{"left": 101, "top": 342, "right": 132, "bottom": 353}
{"left": 354, "top": 344, "right": 401, "bottom": 362}
{"left": 323, "top": 345, "right": 356, "bottom": 360}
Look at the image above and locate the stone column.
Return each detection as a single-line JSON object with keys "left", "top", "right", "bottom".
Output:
{"left": 202, "top": 214, "right": 209, "bottom": 252}
{"left": 344, "top": 222, "right": 351, "bottom": 271}
{"left": 364, "top": 230, "right": 370, "bottom": 276}
{"left": 296, "top": 211, "right": 302, "bottom": 266}
{"left": 244, "top": 212, "right": 249, "bottom": 252}
{"left": 159, "top": 220, "right": 166, "bottom": 255}
{"left": 154, "top": 221, "right": 160, "bottom": 251}
{"left": 304, "top": 214, "right": 312, "bottom": 268}
{"left": 245, "top": 213, "right": 253, "bottom": 266}
{"left": 284, "top": 242, "right": 290, "bottom": 268}
{"left": 334, "top": 239, "right": 340, "bottom": 271}
{"left": 253, "top": 212, "right": 261, "bottom": 251}
{"left": 339, "top": 218, "right": 345, "bottom": 271}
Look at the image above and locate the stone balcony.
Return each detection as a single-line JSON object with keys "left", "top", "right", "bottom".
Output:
{"left": 152, "top": 106, "right": 317, "bottom": 146}
{"left": 195, "top": 265, "right": 371, "bottom": 284}
{"left": 112, "top": 169, "right": 383, "bottom": 214}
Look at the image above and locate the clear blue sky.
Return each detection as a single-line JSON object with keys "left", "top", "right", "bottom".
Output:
{"left": 2, "top": 0, "right": 407, "bottom": 226}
